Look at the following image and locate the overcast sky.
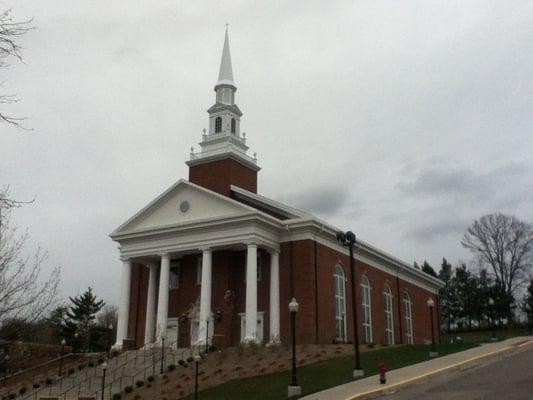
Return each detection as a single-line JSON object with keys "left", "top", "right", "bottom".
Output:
{"left": 2, "top": 0, "right": 533, "bottom": 306}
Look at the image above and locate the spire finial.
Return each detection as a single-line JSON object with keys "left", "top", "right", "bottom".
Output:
{"left": 216, "top": 27, "right": 234, "bottom": 86}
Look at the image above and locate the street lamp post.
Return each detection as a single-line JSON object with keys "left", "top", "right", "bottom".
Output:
{"left": 3, "top": 355, "right": 9, "bottom": 386}
{"left": 101, "top": 361, "right": 108, "bottom": 400}
{"left": 427, "top": 298, "right": 438, "bottom": 357}
{"left": 194, "top": 355, "right": 201, "bottom": 400}
{"left": 160, "top": 334, "right": 166, "bottom": 374}
{"left": 336, "top": 230, "right": 364, "bottom": 378}
{"left": 287, "top": 298, "right": 301, "bottom": 398}
{"left": 58, "top": 339, "right": 66, "bottom": 377}
{"left": 488, "top": 298, "right": 497, "bottom": 341}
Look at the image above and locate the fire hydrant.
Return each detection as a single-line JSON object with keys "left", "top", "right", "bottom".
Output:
{"left": 378, "top": 361, "right": 387, "bottom": 384}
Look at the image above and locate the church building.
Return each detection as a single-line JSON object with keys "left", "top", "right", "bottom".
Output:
{"left": 110, "top": 30, "right": 443, "bottom": 351}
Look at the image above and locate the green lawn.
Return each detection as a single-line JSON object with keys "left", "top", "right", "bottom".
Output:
{"left": 182, "top": 342, "right": 476, "bottom": 400}
{"left": 443, "top": 327, "right": 531, "bottom": 344}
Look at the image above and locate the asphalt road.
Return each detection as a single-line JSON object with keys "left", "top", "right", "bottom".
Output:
{"left": 364, "top": 344, "right": 533, "bottom": 400}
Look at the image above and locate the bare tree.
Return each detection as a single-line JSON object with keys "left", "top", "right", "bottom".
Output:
{"left": 96, "top": 304, "right": 118, "bottom": 329}
{"left": 1, "top": 8, "right": 32, "bottom": 127}
{"left": 461, "top": 213, "right": 533, "bottom": 322}
{"left": 0, "top": 186, "right": 61, "bottom": 324}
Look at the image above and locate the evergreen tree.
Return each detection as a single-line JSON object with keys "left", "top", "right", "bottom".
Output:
{"left": 62, "top": 288, "right": 104, "bottom": 352}
{"left": 454, "top": 264, "right": 479, "bottom": 330}
{"left": 438, "top": 258, "right": 457, "bottom": 332}
{"left": 422, "top": 261, "right": 437, "bottom": 277}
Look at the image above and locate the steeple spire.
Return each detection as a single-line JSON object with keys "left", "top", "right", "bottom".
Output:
{"left": 217, "top": 28, "right": 234, "bottom": 87}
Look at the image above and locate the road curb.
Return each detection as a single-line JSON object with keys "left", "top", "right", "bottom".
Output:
{"left": 344, "top": 339, "right": 532, "bottom": 400}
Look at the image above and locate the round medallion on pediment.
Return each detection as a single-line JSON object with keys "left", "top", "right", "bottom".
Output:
{"left": 179, "top": 200, "right": 190, "bottom": 214}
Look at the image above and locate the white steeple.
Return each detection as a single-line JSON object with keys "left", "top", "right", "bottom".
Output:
{"left": 186, "top": 28, "right": 260, "bottom": 173}
{"left": 217, "top": 28, "right": 234, "bottom": 87}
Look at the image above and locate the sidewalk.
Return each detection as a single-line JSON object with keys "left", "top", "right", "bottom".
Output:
{"left": 301, "top": 336, "right": 533, "bottom": 400}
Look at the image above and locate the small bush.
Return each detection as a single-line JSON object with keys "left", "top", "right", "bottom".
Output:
{"left": 68, "top": 368, "right": 75, "bottom": 375}
{"left": 32, "top": 383, "right": 40, "bottom": 389}
{"left": 112, "top": 350, "right": 120, "bottom": 357}
{"left": 97, "top": 358, "right": 104, "bottom": 364}
{"left": 112, "top": 394, "right": 121, "bottom": 400}
{"left": 178, "top": 359, "right": 185, "bottom": 366}
{"left": 124, "top": 385, "right": 133, "bottom": 393}
{"left": 186, "top": 356, "right": 193, "bottom": 363}
{"left": 8, "top": 393, "right": 15, "bottom": 399}
{"left": 78, "top": 363, "right": 86, "bottom": 370}
{"left": 146, "top": 383, "right": 152, "bottom": 388}
{"left": 162, "top": 374, "right": 168, "bottom": 379}
{"left": 167, "top": 364, "right": 176, "bottom": 371}
{"left": 88, "top": 361, "right": 95, "bottom": 367}
{"left": 134, "top": 395, "right": 141, "bottom": 400}
{"left": 367, "top": 342, "right": 375, "bottom": 349}
{"left": 135, "top": 380, "right": 144, "bottom": 388}
{"left": 19, "top": 387, "right": 28, "bottom": 395}
{"left": 45, "top": 378, "right": 53, "bottom": 385}
{"left": 147, "top": 375, "right": 154, "bottom": 382}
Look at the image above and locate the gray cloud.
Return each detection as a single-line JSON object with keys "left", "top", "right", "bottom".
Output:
{"left": 279, "top": 184, "right": 354, "bottom": 218}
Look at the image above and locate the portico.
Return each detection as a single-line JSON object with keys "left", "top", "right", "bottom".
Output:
{"left": 111, "top": 191, "right": 283, "bottom": 350}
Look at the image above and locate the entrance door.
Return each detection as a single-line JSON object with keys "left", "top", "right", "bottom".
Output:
{"left": 240, "top": 312, "right": 264, "bottom": 343}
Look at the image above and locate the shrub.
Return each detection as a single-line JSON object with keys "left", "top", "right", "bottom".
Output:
{"left": 45, "top": 377, "right": 53, "bottom": 385}
{"left": 112, "top": 350, "right": 120, "bottom": 357}
{"left": 134, "top": 395, "right": 141, "bottom": 400}
{"left": 146, "top": 383, "right": 152, "bottom": 388}
{"left": 8, "top": 393, "right": 15, "bottom": 399}
{"left": 186, "top": 356, "right": 193, "bottom": 363}
{"left": 78, "top": 363, "right": 86, "bottom": 370}
{"left": 88, "top": 361, "right": 95, "bottom": 367}
{"left": 135, "top": 380, "right": 144, "bottom": 388}
{"left": 367, "top": 342, "right": 375, "bottom": 349}
{"left": 97, "top": 358, "right": 104, "bottom": 364}
{"left": 112, "top": 394, "right": 121, "bottom": 400}
{"left": 19, "top": 387, "right": 28, "bottom": 395}
{"left": 32, "top": 383, "right": 40, "bottom": 389}
{"left": 68, "top": 368, "right": 75, "bottom": 375}
{"left": 178, "top": 359, "right": 185, "bottom": 366}
{"left": 167, "top": 364, "right": 176, "bottom": 371}
{"left": 162, "top": 374, "right": 168, "bottom": 379}
{"left": 124, "top": 385, "right": 133, "bottom": 393}
{"left": 147, "top": 375, "right": 154, "bottom": 382}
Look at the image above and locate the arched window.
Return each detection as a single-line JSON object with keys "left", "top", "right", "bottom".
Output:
{"left": 383, "top": 285, "right": 394, "bottom": 345}
{"left": 403, "top": 291, "right": 414, "bottom": 344}
{"left": 361, "top": 276, "right": 373, "bottom": 343}
{"left": 231, "top": 118, "right": 236, "bottom": 134}
{"left": 215, "top": 117, "right": 222, "bottom": 133}
{"left": 333, "top": 265, "right": 347, "bottom": 342}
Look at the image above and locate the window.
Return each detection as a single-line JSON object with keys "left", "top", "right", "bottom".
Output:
{"left": 404, "top": 292, "right": 414, "bottom": 344}
{"left": 383, "top": 285, "right": 394, "bottom": 345}
{"left": 215, "top": 117, "right": 222, "bottom": 133}
{"left": 169, "top": 260, "right": 180, "bottom": 289}
{"left": 196, "top": 255, "right": 202, "bottom": 285}
{"left": 361, "top": 275, "right": 373, "bottom": 343}
{"left": 231, "top": 118, "right": 236, "bottom": 133}
{"left": 334, "top": 265, "right": 347, "bottom": 342}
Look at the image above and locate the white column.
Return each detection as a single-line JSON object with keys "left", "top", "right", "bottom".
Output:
{"left": 114, "top": 259, "right": 132, "bottom": 349}
{"left": 269, "top": 250, "right": 280, "bottom": 344}
{"left": 155, "top": 253, "right": 170, "bottom": 343}
{"left": 198, "top": 249, "right": 213, "bottom": 346}
{"left": 244, "top": 243, "right": 258, "bottom": 343}
{"left": 144, "top": 263, "right": 158, "bottom": 345}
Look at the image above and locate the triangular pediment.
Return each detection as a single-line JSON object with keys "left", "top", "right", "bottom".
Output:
{"left": 112, "top": 179, "right": 255, "bottom": 235}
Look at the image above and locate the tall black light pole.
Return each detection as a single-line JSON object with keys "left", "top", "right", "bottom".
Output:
{"left": 336, "top": 230, "right": 364, "bottom": 378}
{"left": 101, "top": 361, "right": 108, "bottom": 400}
{"left": 427, "top": 298, "right": 438, "bottom": 357}
{"left": 489, "top": 298, "right": 497, "bottom": 341}
{"left": 194, "top": 355, "right": 201, "bottom": 400}
{"left": 287, "top": 298, "right": 301, "bottom": 398}
{"left": 58, "top": 338, "right": 66, "bottom": 377}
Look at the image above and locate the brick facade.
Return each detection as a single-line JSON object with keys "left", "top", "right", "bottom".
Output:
{"left": 127, "top": 240, "right": 440, "bottom": 349}
{"left": 188, "top": 158, "right": 258, "bottom": 196}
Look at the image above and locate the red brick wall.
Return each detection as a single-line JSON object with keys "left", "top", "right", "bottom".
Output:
{"left": 189, "top": 158, "right": 258, "bottom": 196}
{"left": 127, "top": 241, "right": 440, "bottom": 349}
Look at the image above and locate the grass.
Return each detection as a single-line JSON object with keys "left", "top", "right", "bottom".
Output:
{"left": 181, "top": 342, "right": 476, "bottom": 400}
{"left": 443, "top": 327, "right": 531, "bottom": 344}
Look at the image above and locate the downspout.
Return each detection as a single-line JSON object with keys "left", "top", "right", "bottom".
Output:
{"left": 314, "top": 225, "right": 324, "bottom": 344}
{"left": 396, "top": 267, "right": 403, "bottom": 344}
